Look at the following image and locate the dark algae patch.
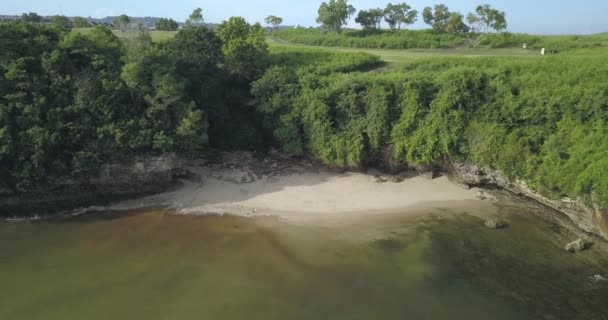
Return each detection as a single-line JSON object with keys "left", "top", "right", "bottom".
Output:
{"left": 420, "top": 213, "right": 608, "bottom": 319}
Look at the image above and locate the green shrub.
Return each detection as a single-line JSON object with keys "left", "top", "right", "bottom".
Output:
{"left": 274, "top": 28, "right": 463, "bottom": 49}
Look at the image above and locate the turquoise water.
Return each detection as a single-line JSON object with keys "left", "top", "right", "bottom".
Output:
{"left": 1, "top": 204, "right": 607, "bottom": 320}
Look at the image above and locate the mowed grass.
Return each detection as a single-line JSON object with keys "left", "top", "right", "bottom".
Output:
{"left": 267, "top": 37, "right": 541, "bottom": 66}
{"left": 72, "top": 27, "right": 177, "bottom": 42}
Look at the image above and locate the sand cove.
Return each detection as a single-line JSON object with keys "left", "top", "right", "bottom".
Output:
{"left": 106, "top": 152, "right": 495, "bottom": 223}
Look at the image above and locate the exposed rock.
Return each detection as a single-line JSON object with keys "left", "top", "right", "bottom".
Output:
{"left": 0, "top": 153, "right": 183, "bottom": 217}
{"left": 485, "top": 219, "right": 508, "bottom": 229}
{"left": 375, "top": 177, "right": 388, "bottom": 184}
{"left": 564, "top": 239, "right": 586, "bottom": 253}
{"left": 375, "top": 176, "right": 403, "bottom": 184}
{"left": 388, "top": 176, "right": 404, "bottom": 183}
{"left": 590, "top": 275, "right": 607, "bottom": 283}
{"left": 448, "top": 161, "right": 608, "bottom": 240}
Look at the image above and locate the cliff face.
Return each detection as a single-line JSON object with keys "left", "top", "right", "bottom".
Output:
{"left": 0, "top": 154, "right": 183, "bottom": 217}
{"left": 447, "top": 162, "right": 608, "bottom": 240}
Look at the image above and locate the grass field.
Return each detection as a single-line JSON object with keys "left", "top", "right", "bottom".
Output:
{"left": 267, "top": 37, "right": 541, "bottom": 66}
{"left": 73, "top": 27, "right": 602, "bottom": 68}
{"left": 72, "top": 28, "right": 177, "bottom": 42}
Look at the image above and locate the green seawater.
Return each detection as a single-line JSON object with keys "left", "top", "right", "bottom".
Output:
{"left": 1, "top": 203, "right": 607, "bottom": 320}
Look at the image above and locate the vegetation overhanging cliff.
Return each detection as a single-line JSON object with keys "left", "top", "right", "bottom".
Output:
{"left": 1, "top": 21, "right": 607, "bottom": 237}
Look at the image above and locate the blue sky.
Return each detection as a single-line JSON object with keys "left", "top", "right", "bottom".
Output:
{"left": 3, "top": 0, "right": 607, "bottom": 34}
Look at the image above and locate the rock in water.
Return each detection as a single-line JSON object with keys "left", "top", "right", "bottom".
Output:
{"left": 564, "top": 239, "right": 586, "bottom": 253}
{"left": 485, "top": 219, "right": 507, "bottom": 229}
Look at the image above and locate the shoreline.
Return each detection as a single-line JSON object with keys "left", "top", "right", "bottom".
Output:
{"left": 99, "top": 151, "right": 496, "bottom": 224}
{"left": 0, "top": 151, "right": 598, "bottom": 242}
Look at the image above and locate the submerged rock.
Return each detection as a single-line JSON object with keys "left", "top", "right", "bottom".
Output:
{"left": 485, "top": 219, "right": 508, "bottom": 229}
{"left": 374, "top": 238, "right": 406, "bottom": 254}
{"left": 590, "top": 275, "right": 607, "bottom": 283}
{"left": 564, "top": 239, "right": 586, "bottom": 253}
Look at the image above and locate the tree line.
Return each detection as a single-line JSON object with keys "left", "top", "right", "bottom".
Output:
{"left": 8, "top": 10, "right": 204, "bottom": 32}
{"left": 315, "top": 0, "right": 507, "bottom": 39}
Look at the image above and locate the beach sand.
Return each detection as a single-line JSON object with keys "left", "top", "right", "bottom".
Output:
{"left": 108, "top": 153, "right": 494, "bottom": 223}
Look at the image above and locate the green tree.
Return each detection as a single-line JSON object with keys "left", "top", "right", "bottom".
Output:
{"left": 187, "top": 8, "right": 204, "bottom": 26}
{"left": 113, "top": 14, "right": 130, "bottom": 30}
{"left": 155, "top": 18, "right": 179, "bottom": 31}
{"left": 72, "top": 17, "right": 90, "bottom": 28}
{"left": 20, "top": 12, "right": 42, "bottom": 23}
{"left": 466, "top": 4, "right": 507, "bottom": 46}
{"left": 316, "top": 0, "right": 356, "bottom": 34}
{"left": 265, "top": 15, "right": 284, "bottom": 31}
{"left": 467, "top": 4, "right": 507, "bottom": 34}
{"left": 50, "top": 15, "right": 72, "bottom": 31}
{"left": 384, "top": 3, "right": 418, "bottom": 31}
{"left": 445, "top": 12, "right": 469, "bottom": 35}
{"left": 217, "top": 17, "right": 268, "bottom": 80}
{"left": 422, "top": 4, "right": 451, "bottom": 33}
{"left": 355, "top": 9, "right": 382, "bottom": 30}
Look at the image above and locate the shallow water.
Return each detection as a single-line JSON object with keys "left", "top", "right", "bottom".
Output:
{"left": 1, "top": 202, "right": 607, "bottom": 320}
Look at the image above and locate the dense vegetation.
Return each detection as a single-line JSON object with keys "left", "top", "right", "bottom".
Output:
{"left": 478, "top": 32, "right": 608, "bottom": 50}
{"left": 274, "top": 28, "right": 463, "bottom": 49}
{"left": 155, "top": 18, "right": 179, "bottom": 31}
{"left": 0, "top": 20, "right": 265, "bottom": 191}
{"left": 253, "top": 46, "right": 608, "bottom": 206}
{"left": 1, "top": 14, "right": 607, "bottom": 210}
{"left": 276, "top": 28, "right": 608, "bottom": 51}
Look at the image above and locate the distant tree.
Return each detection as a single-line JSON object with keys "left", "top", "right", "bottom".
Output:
{"left": 467, "top": 4, "right": 507, "bottom": 34}
{"left": 264, "top": 15, "right": 284, "bottom": 31}
{"left": 187, "top": 8, "right": 204, "bottom": 26}
{"left": 21, "top": 12, "right": 42, "bottom": 23}
{"left": 384, "top": 2, "right": 418, "bottom": 31}
{"left": 422, "top": 4, "right": 451, "bottom": 33}
{"left": 217, "top": 17, "right": 268, "bottom": 80}
{"left": 445, "top": 12, "right": 469, "bottom": 36}
{"left": 355, "top": 10, "right": 378, "bottom": 30}
{"left": 113, "top": 14, "right": 130, "bottom": 30}
{"left": 316, "top": 0, "right": 356, "bottom": 34}
{"left": 466, "top": 4, "right": 507, "bottom": 46}
{"left": 156, "top": 18, "right": 179, "bottom": 31}
{"left": 50, "top": 15, "right": 72, "bottom": 31}
{"left": 369, "top": 8, "right": 384, "bottom": 29}
{"left": 72, "top": 17, "right": 90, "bottom": 28}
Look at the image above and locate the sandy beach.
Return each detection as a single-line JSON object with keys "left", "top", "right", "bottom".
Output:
{"left": 108, "top": 152, "right": 493, "bottom": 222}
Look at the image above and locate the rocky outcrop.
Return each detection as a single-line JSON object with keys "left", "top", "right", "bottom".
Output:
{"left": 485, "top": 219, "right": 508, "bottom": 229}
{"left": 564, "top": 239, "right": 587, "bottom": 253}
{"left": 448, "top": 162, "right": 608, "bottom": 240}
{"left": 0, "top": 154, "right": 184, "bottom": 217}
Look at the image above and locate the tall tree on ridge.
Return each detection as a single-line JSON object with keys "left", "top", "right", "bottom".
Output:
{"left": 422, "top": 4, "right": 451, "bottom": 33}
{"left": 265, "top": 15, "right": 284, "bottom": 31}
{"left": 316, "top": 0, "right": 356, "bottom": 34}
{"left": 187, "top": 8, "right": 204, "bottom": 26}
{"left": 384, "top": 2, "right": 418, "bottom": 31}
